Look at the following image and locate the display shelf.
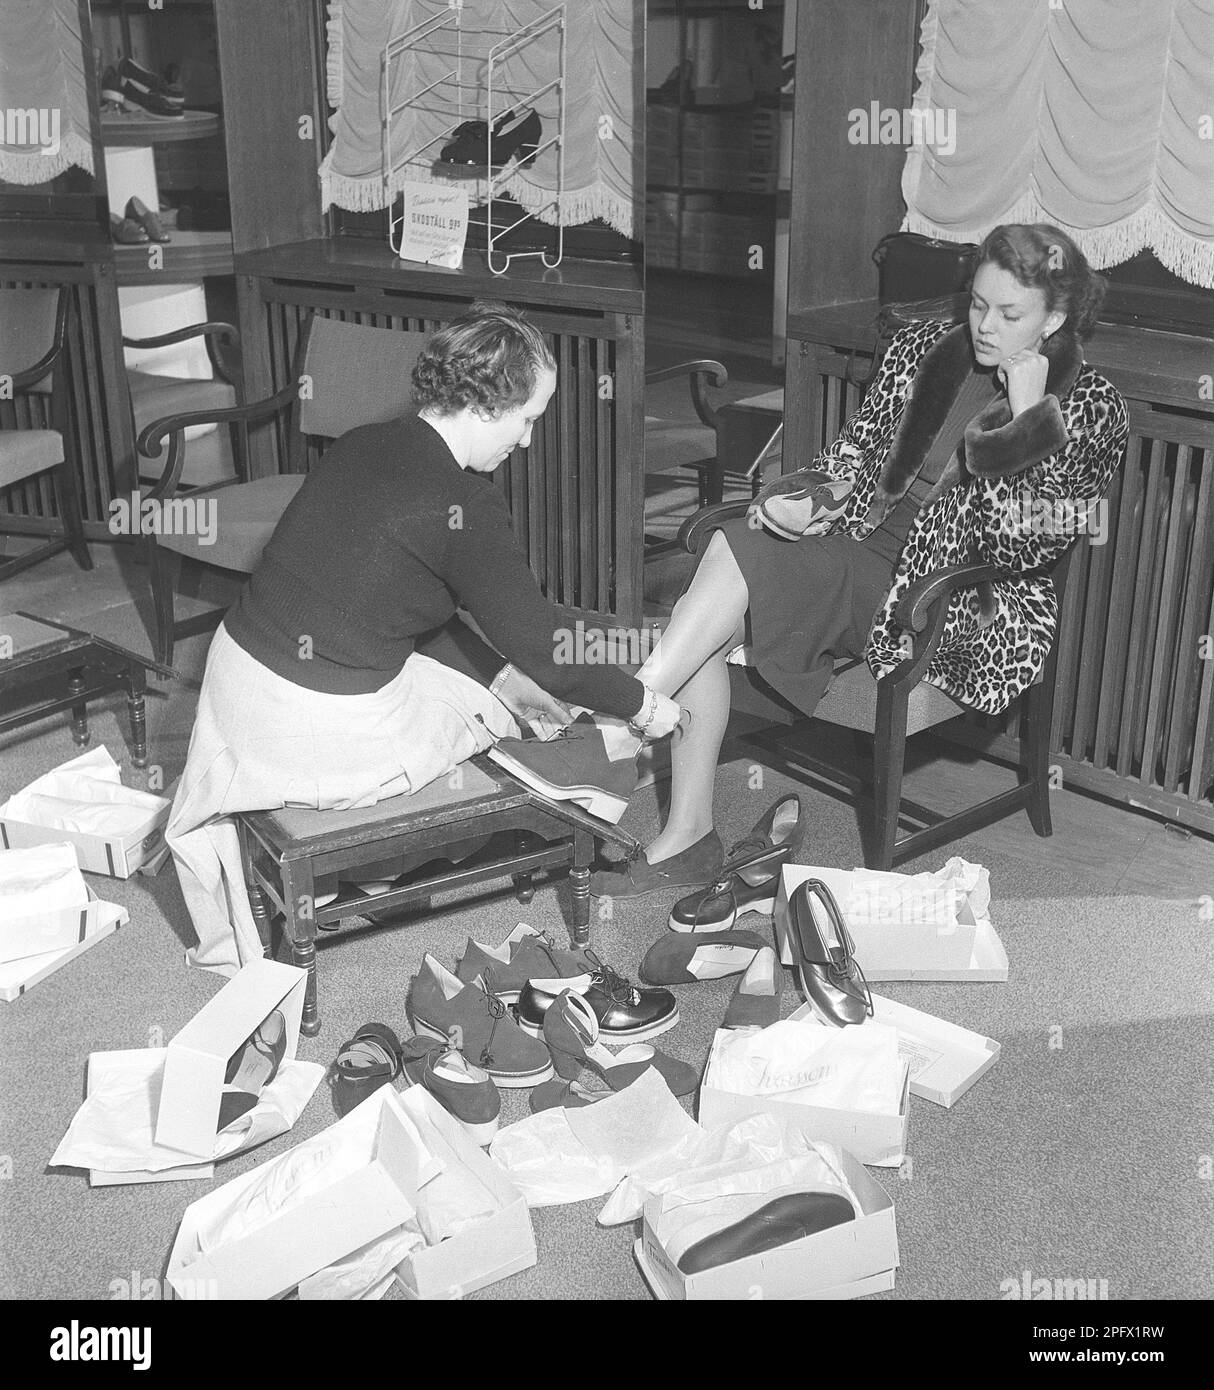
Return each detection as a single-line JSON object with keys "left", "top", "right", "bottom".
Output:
{"left": 111, "top": 230, "right": 234, "bottom": 285}
{"left": 100, "top": 109, "right": 221, "bottom": 146}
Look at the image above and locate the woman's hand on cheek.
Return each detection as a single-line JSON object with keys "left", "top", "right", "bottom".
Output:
{"left": 997, "top": 349, "right": 1049, "bottom": 417}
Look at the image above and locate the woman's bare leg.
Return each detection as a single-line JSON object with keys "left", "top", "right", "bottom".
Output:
{"left": 637, "top": 530, "right": 748, "bottom": 860}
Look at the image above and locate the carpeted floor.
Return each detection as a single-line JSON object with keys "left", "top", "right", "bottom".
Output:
{"left": 2, "top": 653, "right": 1212, "bottom": 1301}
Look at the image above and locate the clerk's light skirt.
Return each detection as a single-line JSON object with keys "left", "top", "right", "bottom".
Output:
{"left": 167, "top": 624, "right": 518, "bottom": 976}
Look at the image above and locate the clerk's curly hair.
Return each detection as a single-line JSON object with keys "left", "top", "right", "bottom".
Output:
{"left": 412, "top": 301, "right": 556, "bottom": 417}
{"left": 976, "top": 224, "right": 1107, "bottom": 342}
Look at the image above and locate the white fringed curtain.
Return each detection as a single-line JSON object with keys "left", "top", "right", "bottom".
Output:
{"left": 320, "top": 0, "right": 638, "bottom": 237}
{"left": 0, "top": 0, "right": 94, "bottom": 183}
{"left": 902, "top": 0, "right": 1214, "bottom": 287}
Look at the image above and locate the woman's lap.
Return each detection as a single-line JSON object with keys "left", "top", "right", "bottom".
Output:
{"left": 709, "top": 517, "right": 897, "bottom": 715}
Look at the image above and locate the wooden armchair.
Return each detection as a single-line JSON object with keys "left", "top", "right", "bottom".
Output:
{"left": 0, "top": 287, "right": 92, "bottom": 581}
{"left": 135, "top": 315, "right": 429, "bottom": 668}
{"left": 678, "top": 501, "right": 1073, "bottom": 869}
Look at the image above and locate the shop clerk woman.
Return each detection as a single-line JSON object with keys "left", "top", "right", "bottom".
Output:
{"left": 167, "top": 304, "right": 682, "bottom": 974}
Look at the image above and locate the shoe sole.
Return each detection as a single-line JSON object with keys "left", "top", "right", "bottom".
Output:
{"left": 596, "top": 1009, "right": 679, "bottom": 1045}
{"left": 486, "top": 746, "right": 629, "bottom": 824}
{"left": 411, "top": 1016, "right": 552, "bottom": 1088}
{"left": 668, "top": 894, "right": 777, "bottom": 933}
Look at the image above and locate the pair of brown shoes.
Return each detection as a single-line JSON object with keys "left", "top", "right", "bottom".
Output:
{"left": 110, "top": 197, "right": 171, "bottom": 245}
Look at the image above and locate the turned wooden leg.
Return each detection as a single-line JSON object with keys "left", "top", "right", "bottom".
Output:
{"left": 282, "top": 858, "right": 320, "bottom": 1036}
{"left": 569, "top": 829, "right": 592, "bottom": 947}
{"left": 67, "top": 668, "right": 89, "bottom": 748}
{"left": 125, "top": 662, "right": 148, "bottom": 768}
{"left": 512, "top": 871, "right": 536, "bottom": 903}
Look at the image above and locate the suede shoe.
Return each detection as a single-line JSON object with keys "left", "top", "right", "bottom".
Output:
{"left": 456, "top": 923, "right": 591, "bottom": 1003}
{"left": 407, "top": 954, "right": 552, "bottom": 1087}
{"left": 516, "top": 950, "right": 676, "bottom": 1042}
{"left": 528, "top": 1076, "right": 614, "bottom": 1113}
{"left": 755, "top": 467, "right": 854, "bottom": 540}
{"left": 543, "top": 991, "right": 698, "bottom": 1097}
{"left": 400, "top": 1036, "right": 501, "bottom": 1145}
{"left": 639, "top": 930, "right": 769, "bottom": 986}
{"left": 487, "top": 713, "right": 637, "bottom": 823}
{"left": 722, "top": 946, "right": 784, "bottom": 1029}
{"left": 589, "top": 829, "right": 723, "bottom": 901}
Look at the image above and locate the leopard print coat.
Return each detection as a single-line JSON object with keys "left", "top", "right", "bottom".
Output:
{"left": 814, "top": 319, "right": 1129, "bottom": 715}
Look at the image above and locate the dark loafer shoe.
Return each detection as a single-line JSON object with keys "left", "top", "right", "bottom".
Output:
{"left": 401, "top": 1037, "right": 501, "bottom": 1145}
{"left": 677, "top": 1192, "right": 857, "bottom": 1274}
{"left": 589, "top": 829, "right": 723, "bottom": 901}
{"left": 787, "top": 880, "right": 873, "bottom": 1027}
{"left": 639, "top": 930, "right": 769, "bottom": 986}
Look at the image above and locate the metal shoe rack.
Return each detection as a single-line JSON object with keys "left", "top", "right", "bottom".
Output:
{"left": 380, "top": 3, "right": 566, "bottom": 275}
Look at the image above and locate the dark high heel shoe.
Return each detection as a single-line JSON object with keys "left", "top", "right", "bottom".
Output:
{"left": 440, "top": 107, "right": 542, "bottom": 170}
{"left": 218, "top": 1008, "right": 288, "bottom": 1130}
{"left": 541, "top": 991, "right": 698, "bottom": 1097}
{"left": 668, "top": 795, "right": 803, "bottom": 931}
{"left": 786, "top": 880, "right": 873, "bottom": 1027}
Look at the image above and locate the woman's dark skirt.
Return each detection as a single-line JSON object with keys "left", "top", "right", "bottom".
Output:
{"left": 710, "top": 498, "right": 917, "bottom": 717}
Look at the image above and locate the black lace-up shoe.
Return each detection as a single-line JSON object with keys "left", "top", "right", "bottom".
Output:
{"left": 516, "top": 949, "right": 678, "bottom": 1043}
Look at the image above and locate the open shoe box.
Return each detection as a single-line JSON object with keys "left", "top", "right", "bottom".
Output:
{"left": 774, "top": 862, "right": 1009, "bottom": 982}
{"left": 635, "top": 1147, "right": 898, "bottom": 1300}
{"left": 0, "top": 804, "right": 171, "bottom": 878}
{"left": 167, "top": 1092, "right": 422, "bottom": 1300}
{"left": 154, "top": 958, "right": 306, "bottom": 1161}
{"left": 166, "top": 1085, "right": 536, "bottom": 1301}
{"left": 0, "top": 888, "right": 127, "bottom": 1002}
{"left": 789, "top": 995, "right": 1001, "bottom": 1108}
{"left": 698, "top": 1029, "right": 909, "bottom": 1168}
{"left": 392, "top": 1085, "right": 537, "bottom": 1300}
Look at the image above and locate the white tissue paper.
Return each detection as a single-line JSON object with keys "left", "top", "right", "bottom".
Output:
{"left": 708, "top": 1018, "right": 905, "bottom": 1115}
{"left": 50, "top": 1047, "right": 325, "bottom": 1173}
{"left": 407, "top": 1104, "right": 500, "bottom": 1244}
{"left": 844, "top": 856, "right": 990, "bottom": 928}
{"left": 0, "top": 842, "right": 88, "bottom": 918}
{"left": 599, "top": 1111, "right": 860, "bottom": 1226}
{"left": 489, "top": 1068, "right": 700, "bottom": 1205}
{"left": 0, "top": 746, "right": 168, "bottom": 837}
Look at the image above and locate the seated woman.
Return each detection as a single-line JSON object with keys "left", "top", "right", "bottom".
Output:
{"left": 168, "top": 303, "right": 682, "bottom": 974}
{"left": 592, "top": 223, "right": 1129, "bottom": 900}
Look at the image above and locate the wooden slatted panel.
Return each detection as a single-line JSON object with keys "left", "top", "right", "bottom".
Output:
{"left": 1173, "top": 445, "right": 1214, "bottom": 796}
{"left": 575, "top": 336, "right": 595, "bottom": 609}
{"left": 596, "top": 336, "right": 614, "bottom": 613}
{"left": 1143, "top": 441, "right": 1193, "bottom": 791}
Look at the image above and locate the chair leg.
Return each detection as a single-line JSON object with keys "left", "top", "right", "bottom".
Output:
{"left": 569, "top": 828, "right": 593, "bottom": 947}
{"left": 149, "top": 540, "right": 181, "bottom": 673}
{"left": 53, "top": 459, "right": 92, "bottom": 571}
{"left": 1023, "top": 683, "right": 1054, "bottom": 837}
{"left": 870, "top": 689, "right": 909, "bottom": 871}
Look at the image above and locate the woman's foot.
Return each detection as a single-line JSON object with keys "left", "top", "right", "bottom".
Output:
{"left": 588, "top": 828, "right": 723, "bottom": 900}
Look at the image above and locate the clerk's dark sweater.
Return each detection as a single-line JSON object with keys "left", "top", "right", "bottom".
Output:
{"left": 224, "top": 414, "right": 645, "bottom": 719}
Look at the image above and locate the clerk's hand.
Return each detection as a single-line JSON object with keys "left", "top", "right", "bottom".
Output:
{"left": 641, "top": 691, "right": 685, "bottom": 741}
{"left": 491, "top": 665, "right": 573, "bottom": 728}
{"left": 997, "top": 349, "right": 1049, "bottom": 418}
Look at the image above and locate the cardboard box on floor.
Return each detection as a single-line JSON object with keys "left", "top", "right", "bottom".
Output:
{"left": 166, "top": 1085, "right": 536, "bottom": 1301}
{"left": 393, "top": 1085, "right": 537, "bottom": 1300}
{"left": 774, "top": 863, "right": 1009, "bottom": 982}
{"left": 0, "top": 890, "right": 127, "bottom": 1002}
{"left": 787, "top": 995, "right": 1001, "bottom": 1109}
{"left": 167, "top": 1094, "right": 422, "bottom": 1300}
{"left": 154, "top": 958, "right": 306, "bottom": 1161}
{"left": 635, "top": 1148, "right": 898, "bottom": 1300}
{"left": 698, "top": 1030, "right": 909, "bottom": 1168}
{"left": 0, "top": 804, "right": 171, "bottom": 878}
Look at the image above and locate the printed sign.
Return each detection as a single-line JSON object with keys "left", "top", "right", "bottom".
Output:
{"left": 393, "top": 181, "right": 469, "bottom": 268}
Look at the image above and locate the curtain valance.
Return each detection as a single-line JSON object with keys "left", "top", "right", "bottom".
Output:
{"left": 902, "top": 0, "right": 1214, "bottom": 288}
{"left": 0, "top": 0, "right": 94, "bottom": 184}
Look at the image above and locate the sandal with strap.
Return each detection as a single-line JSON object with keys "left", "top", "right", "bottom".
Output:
{"left": 330, "top": 1021, "right": 403, "bottom": 1117}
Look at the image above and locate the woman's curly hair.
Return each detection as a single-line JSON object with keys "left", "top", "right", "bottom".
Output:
{"left": 976, "top": 224, "right": 1107, "bottom": 341}
{"left": 412, "top": 300, "right": 556, "bottom": 417}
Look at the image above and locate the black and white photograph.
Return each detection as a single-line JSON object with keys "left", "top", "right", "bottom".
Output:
{"left": 0, "top": 0, "right": 1210, "bottom": 1342}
